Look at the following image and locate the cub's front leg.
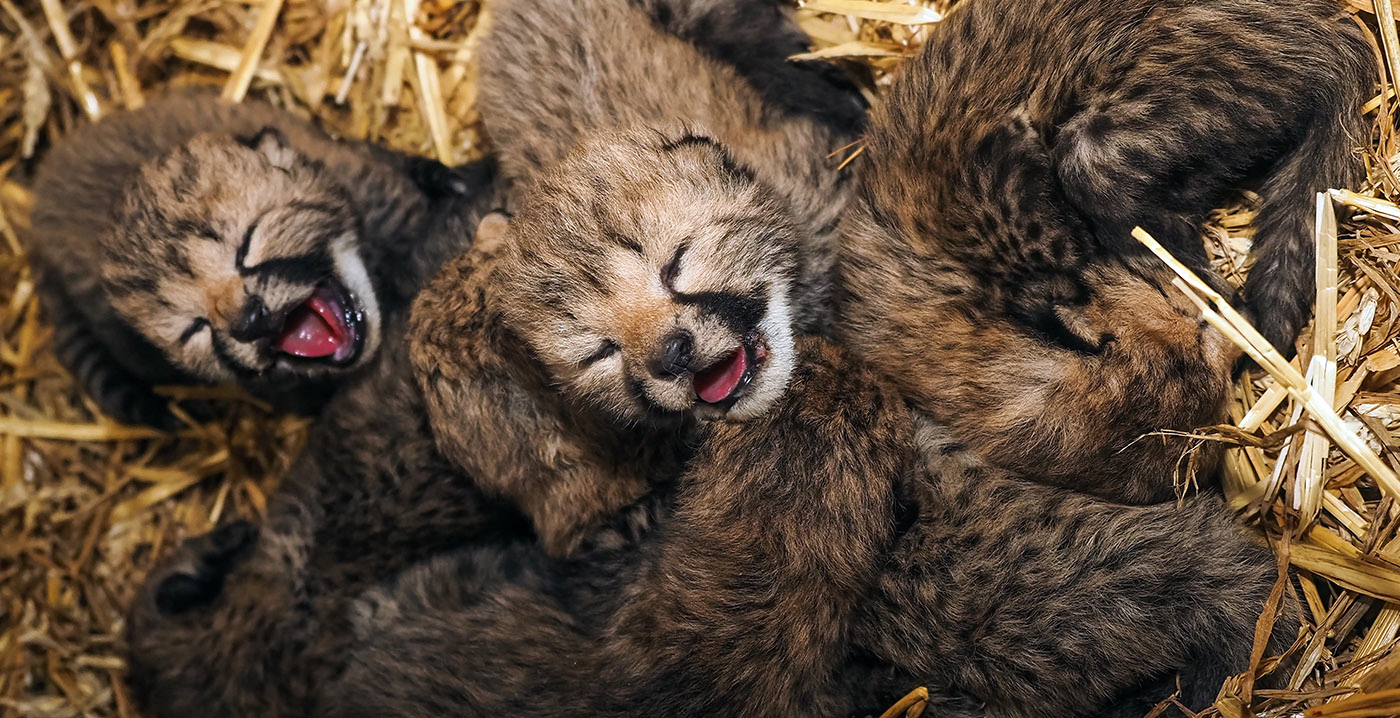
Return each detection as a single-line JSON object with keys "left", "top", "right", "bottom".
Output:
{"left": 409, "top": 214, "right": 662, "bottom": 557}
{"left": 857, "top": 425, "right": 1298, "bottom": 717}
{"left": 595, "top": 337, "right": 911, "bottom": 715}
{"left": 322, "top": 337, "right": 912, "bottom": 718}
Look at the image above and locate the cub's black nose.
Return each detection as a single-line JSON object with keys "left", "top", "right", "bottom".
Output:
{"left": 648, "top": 330, "right": 695, "bottom": 379}
{"left": 228, "top": 295, "right": 277, "bottom": 342}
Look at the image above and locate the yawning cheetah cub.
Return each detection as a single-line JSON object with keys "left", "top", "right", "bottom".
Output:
{"left": 411, "top": 0, "right": 864, "bottom": 555}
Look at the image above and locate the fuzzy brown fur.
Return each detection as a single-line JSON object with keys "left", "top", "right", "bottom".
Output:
{"left": 121, "top": 160, "right": 516, "bottom": 718}
{"left": 409, "top": 0, "right": 863, "bottom": 555}
{"left": 324, "top": 337, "right": 909, "bottom": 717}
{"left": 124, "top": 0, "right": 863, "bottom": 710}
{"left": 129, "top": 282, "right": 1292, "bottom": 718}
{"left": 846, "top": 423, "right": 1298, "bottom": 716}
{"left": 839, "top": 0, "right": 1370, "bottom": 502}
{"left": 124, "top": 333, "right": 530, "bottom": 718}
{"left": 26, "top": 88, "right": 487, "bottom": 427}
{"left": 122, "top": 1, "right": 1323, "bottom": 714}
{"left": 410, "top": 219, "right": 691, "bottom": 557}
{"left": 316, "top": 345, "right": 1293, "bottom": 717}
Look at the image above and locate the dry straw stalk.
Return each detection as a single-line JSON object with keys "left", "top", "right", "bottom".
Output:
{"left": 0, "top": 1, "right": 1397, "bottom": 716}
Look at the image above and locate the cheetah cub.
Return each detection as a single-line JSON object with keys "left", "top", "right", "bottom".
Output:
{"left": 121, "top": 4, "right": 858, "bottom": 714}
{"left": 320, "top": 344, "right": 1295, "bottom": 718}
{"left": 411, "top": 0, "right": 863, "bottom": 555}
{"left": 839, "top": 0, "right": 1370, "bottom": 502}
{"left": 26, "top": 89, "right": 486, "bottom": 427}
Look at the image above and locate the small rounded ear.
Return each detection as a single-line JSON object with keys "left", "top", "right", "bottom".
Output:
{"left": 236, "top": 126, "right": 295, "bottom": 170}
{"left": 473, "top": 211, "right": 511, "bottom": 254}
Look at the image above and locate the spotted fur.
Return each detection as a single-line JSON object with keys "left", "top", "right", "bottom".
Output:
{"left": 838, "top": 0, "right": 1370, "bottom": 501}
{"left": 129, "top": 299, "right": 1293, "bottom": 718}
{"left": 326, "top": 338, "right": 910, "bottom": 717}
{"left": 410, "top": 0, "right": 863, "bottom": 555}
{"left": 125, "top": 329, "right": 529, "bottom": 718}
{"left": 123, "top": 0, "right": 862, "bottom": 711}
{"left": 316, "top": 343, "right": 1295, "bottom": 717}
{"left": 845, "top": 423, "right": 1298, "bottom": 716}
{"left": 26, "top": 89, "right": 490, "bottom": 426}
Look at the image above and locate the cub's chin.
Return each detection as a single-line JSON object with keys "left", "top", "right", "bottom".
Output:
{"left": 689, "top": 333, "right": 781, "bottom": 422}
{"left": 693, "top": 311, "right": 796, "bottom": 423}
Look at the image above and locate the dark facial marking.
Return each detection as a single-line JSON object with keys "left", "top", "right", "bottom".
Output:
{"left": 578, "top": 264, "right": 606, "bottom": 292}
{"left": 715, "top": 213, "right": 783, "bottom": 241}
{"left": 659, "top": 133, "right": 758, "bottom": 184}
{"left": 285, "top": 200, "right": 346, "bottom": 218}
{"left": 109, "top": 272, "right": 160, "bottom": 297}
{"left": 625, "top": 374, "right": 684, "bottom": 421}
{"left": 237, "top": 202, "right": 347, "bottom": 275}
{"left": 235, "top": 214, "right": 262, "bottom": 273}
{"left": 534, "top": 278, "right": 572, "bottom": 306}
{"left": 674, "top": 289, "right": 766, "bottom": 334}
{"left": 209, "top": 333, "right": 261, "bottom": 377}
{"left": 170, "top": 216, "right": 220, "bottom": 247}
{"left": 173, "top": 147, "right": 201, "bottom": 202}
{"left": 248, "top": 252, "right": 336, "bottom": 285}
{"left": 159, "top": 239, "right": 195, "bottom": 278}
{"left": 659, "top": 132, "right": 724, "bottom": 154}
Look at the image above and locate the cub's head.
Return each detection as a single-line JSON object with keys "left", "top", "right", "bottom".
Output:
{"left": 490, "top": 129, "right": 801, "bottom": 424}
{"left": 101, "top": 127, "right": 381, "bottom": 386}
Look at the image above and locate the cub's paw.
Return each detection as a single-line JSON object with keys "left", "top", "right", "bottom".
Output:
{"left": 406, "top": 156, "right": 498, "bottom": 200}
{"left": 404, "top": 156, "right": 470, "bottom": 199}
{"left": 149, "top": 520, "right": 259, "bottom": 616}
{"left": 576, "top": 492, "right": 669, "bottom": 554}
{"left": 785, "top": 336, "right": 893, "bottom": 419}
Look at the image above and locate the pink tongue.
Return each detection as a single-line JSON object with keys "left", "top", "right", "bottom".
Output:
{"left": 694, "top": 347, "right": 747, "bottom": 404}
{"left": 276, "top": 295, "right": 344, "bottom": 358}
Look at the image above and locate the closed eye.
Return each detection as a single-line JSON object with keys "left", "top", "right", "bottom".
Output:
{"left": 235, "top": 215, "right": 263, "bottom": 272}
{"left": 660, "top": 241, "right": 689, "bottom": 291}
{"left": 179, "top": 317, "right": 211, "bottom": 345}
{"left": 580, "top": 340, "right": 620, "bottom": 367}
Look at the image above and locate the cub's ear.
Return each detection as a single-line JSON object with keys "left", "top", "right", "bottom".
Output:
{"left": 473, "top": 211, "right": 512, "bottom": 254}
{"left": 236, "top": 126, "right": 295, "bottom": 170}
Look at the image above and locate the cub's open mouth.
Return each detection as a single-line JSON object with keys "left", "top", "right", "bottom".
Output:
{"left": 274, "top": 280, "right": 366, "bottom": 366}
{"left": 694, "top": 333, "right": 768, "bottom": 408}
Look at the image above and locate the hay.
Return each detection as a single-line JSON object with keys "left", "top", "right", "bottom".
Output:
{"left": 0, "top": 0, "right": 1394, "bottom": 716}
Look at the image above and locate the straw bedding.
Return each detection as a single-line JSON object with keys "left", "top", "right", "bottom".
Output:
{"left": 0, "top": 1, "right": 1397, "bottom": 715}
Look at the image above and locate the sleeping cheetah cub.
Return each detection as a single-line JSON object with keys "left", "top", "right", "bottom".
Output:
{"left": 26, "top": 89, "right": 485, "bottom": 427}
{"left": 839, "top": 0, "right": 1369, "bottom": 501}
{"left": 411, "top": 0, "right": 863, "bottom": 555}
{"left": 321, "top": 343, "right": 1295, "bottom": 717}
{"left": 123, "top": 3, "right": 863, "bottom": 714}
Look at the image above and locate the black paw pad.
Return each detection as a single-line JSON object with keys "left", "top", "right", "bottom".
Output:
{"left": 152, "top": 520, "right": 259, "bottom": 616}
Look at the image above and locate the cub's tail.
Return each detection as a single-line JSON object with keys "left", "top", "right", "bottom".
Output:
{"left": 1244, "top": 19, "right": 1372, "bottom": 350}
